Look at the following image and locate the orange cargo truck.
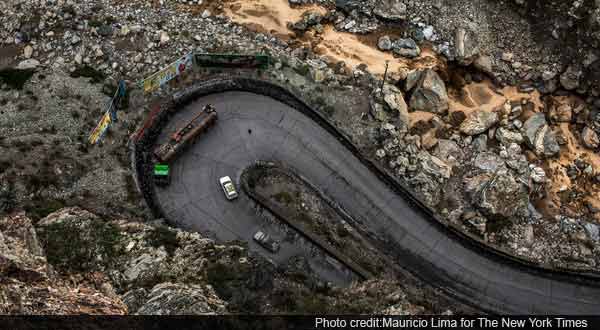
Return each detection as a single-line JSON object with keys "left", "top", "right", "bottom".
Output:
{"left": 154, "top": 104, "right": 218, "bottom": 163}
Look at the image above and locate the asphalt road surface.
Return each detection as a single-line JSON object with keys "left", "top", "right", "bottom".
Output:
{"left": 153, "top": 91, "right": 600, "bottom": 314}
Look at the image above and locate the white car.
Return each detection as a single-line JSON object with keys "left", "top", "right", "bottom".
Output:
{"left": 219, "top": 176, "right": 238, "bottom": 200}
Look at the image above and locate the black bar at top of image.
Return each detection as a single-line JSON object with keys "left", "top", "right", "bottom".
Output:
{"left": 1, "top": 316, "right": 599, "bottom": 330}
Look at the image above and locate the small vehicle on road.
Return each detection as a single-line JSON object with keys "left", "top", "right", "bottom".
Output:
{"left": 153, "top": 164, "right": 171, "bottom": 187}
{"left": 253, "top": 231, "right": 280, "bottom": 253}
{"left": 219, "top": 176, "right": 239, "bottom": 200}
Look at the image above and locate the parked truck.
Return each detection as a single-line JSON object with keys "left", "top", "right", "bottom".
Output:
{"left": 154, "top": 104, "right": 218, "bottom": 163}
{"left": 153, "top": 164, "right": 171, "bottom": 187}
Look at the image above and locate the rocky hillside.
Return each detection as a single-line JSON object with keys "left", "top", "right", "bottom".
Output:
{"left": 1, "top": 0, "right": 599, "bottom": 315}
{"left": 1, "top": 208, "right": 442, "bottom": 314}
{"left": 0, "top": 211, "right": 126, "bottom": 314}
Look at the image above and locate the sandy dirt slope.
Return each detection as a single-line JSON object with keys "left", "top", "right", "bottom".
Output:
{"left": 544, "top": 123, "right": 600, "bottom": 221}
{"left": 223, "top": 0, "right": 440, "bottom": 75}
{"left": 222, "top": 0, "right": 600, "bottom": 225}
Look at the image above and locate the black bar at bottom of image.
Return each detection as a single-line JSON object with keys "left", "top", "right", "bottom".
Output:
{"left": 0, "top": 315, "right": 598, "bottom": 330}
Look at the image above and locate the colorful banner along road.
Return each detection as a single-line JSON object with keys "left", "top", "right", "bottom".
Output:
{"left": 88, "top": 80, "right": 127, "bottom": 145}
{"left": 142, "top": 52, "right": 193, "bottom": 94}
{"left": 88, "top": 110, "right": 112, "bottom": 144}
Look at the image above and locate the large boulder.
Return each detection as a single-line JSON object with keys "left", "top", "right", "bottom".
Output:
{"left": 409, "top": 69, "right": 449, "bottom": 114}
{"left": 334, "top": 0, "right": 361, "bottom": 12}
{"left": 547, "top": 96, "right": 573, "bottom": 122}
{"left": 123, "top": 249, "right": 169, "bottom": 286}
{"left": 454, "top": 27, "right": 480, "bottom": 65}
{"left": 432, "top": 139, "right": 463, "bottom": 168}
{"left": 473, "top": 152, "right": 505, "bottom": 173}
{"left": 560, "top": 65, "right": 582, "bottom": 91}
{"left": 377, "top": 35, "right": 393, "bottom": 51}
{"left": 459, "top": 110, "right": 499, "bottom": 135}
{"left": 420, "top": 152, "right": 452, "bottom": 180}
{"left": 392, "top": 38, "right": 420, "bottom": 58}
{"left": 382, "top": 84, "right": 409, "bottom": 127}
{"left": 0, "top": 213, "right": 47, "bottom": 281}
{"left": 371, "top": 100, "right": 393, "bottom": 122}
{"left": 0, "top": 212, "right": 126, "bottom": 315}
{"left": 495, "top": 127, "right": 524, "bottom": 145}
{"left": 464, "top": 170, "right": 529, "bottom": 220}
{"left": 582, "top": 126, "right": 600, "bottom": 149}
{"left": 373, "top": 0, "right": 407, "bottom": 21}
{"left": 522, "top": 113, "right": 560, "bottom": 157}
{"left": 128, "top": 282, "right": 227, "bottom": 315}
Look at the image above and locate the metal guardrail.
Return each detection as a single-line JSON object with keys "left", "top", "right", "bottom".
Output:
{"left": 193, "top": 53, "right": 270, "bottom": 69}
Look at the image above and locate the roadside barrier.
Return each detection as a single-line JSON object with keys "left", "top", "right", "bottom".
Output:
{"left": 89, "top": 52, "right": 271, "bottom": 145}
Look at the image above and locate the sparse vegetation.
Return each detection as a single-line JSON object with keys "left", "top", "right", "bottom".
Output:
{"left": 0, "top": 180, "right": 16, "bottom": 213}
{"left": 272, "top": 191, "right": 294, "bottom": 204}
{"left": 0, "top": 68, "right": 35, "bottom": 90}
{"left": 146, "top": 225, "right": 180, "bottom": 255}
{"left": 70, "top": 66, "right": 106, "bottom": 84}
{"left": 38, "top": 218, "right": 122, "bottom": 272}
{"left": 293, "top": 63, "right": 310, "bottom": 76}
{"left": 24, "top": 199, "right": 65, "bottom": 221}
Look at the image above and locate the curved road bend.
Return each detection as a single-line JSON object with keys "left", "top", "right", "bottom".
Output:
{"left": 153, "top": 91, "right": 600, "bottom": 314}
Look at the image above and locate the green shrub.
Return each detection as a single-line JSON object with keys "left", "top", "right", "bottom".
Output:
{"left": 146, "top": 226, "right": 179, "bottom": 255}
{"left": 0, "top": 180, "right": 16, "bottom": 214}
{"left": 322, "top": 105, "right": 335, "bottom": 117}
{"left": 294, "top": 64, "right": 310, "bottom": 76}
{"left": 24, "top": 199, "right": 65, "bottom": 221}
{"left": 70, "top": 66, "right": 105, "bottom": 84}
{"left": 272, "top": 191, "right": 294, "bottom": 204}
{"left": 0, "top": 68, "right": 35, "bottom": 90}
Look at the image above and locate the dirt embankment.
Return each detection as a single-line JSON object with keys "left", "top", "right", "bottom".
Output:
{"left": 223, "top": 0, "right": 441, "bottom": 76}
{"left": 223, "top": 0, "right": 599, "bottom": 227}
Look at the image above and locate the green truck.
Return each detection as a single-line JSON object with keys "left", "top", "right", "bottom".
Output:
{"left": 154, "top": 164, "right": 171, "bottom": 186}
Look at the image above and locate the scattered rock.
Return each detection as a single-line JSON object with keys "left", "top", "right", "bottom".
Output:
{"left": 547, "top": 97, "right": 573, "bottom": 122}
{"left": 371, "top": 100, "right": 392, "bottom": 122}
{"left": 409, "top": 69, "right": 449, "bottom": 114}
{"left": 473, "top": 152, "right": 504, "bottom": 173}
{"left": 464, "top": 170, "right": 529, "bottom": 220}
{"left": 131, "top": 283, "right": 227, "bottom": 315}
{"left": 473, "top": 55, "right": 493, "bottom": 75}
{"left": 581, "top": 126, "right": 600, "bottom": 149}
{"left": 159, "top": 31, "right": 170, "bottom": 46}
{"left": 584, "top": 223, "right": 599, "bottom": 242}
{"left": 495, "top": 127, "right": 524, "bottom": 145}
{"left": 530, "top": 166, "right": 547, "bottom": 183}
{"left": 392, "top": 38, "right": 420, "bottom": 58}
{"left": 560, "top": 65, "right": 582, "bottom": 91}
{"left": 420, "top": 152, "right": 452, "bottom": 179}
{"left": 501, "top": 52, "right": 514, "bottom": 62}
{"left": 522, "top": 113, "right": 560, "bottom": 157}
{"left": 377, "top": 35, "right": 393, "bottom": 51}
{"left": 0, "top": 212, "right": 126, "bottom": 314}
{"left": 454, "top": 27, "right": 479, "bottom": 65}
{"left": 404, "top": 70, "right": 422, "bottom": 92}
{"left": 17, "top": 59, "right": 40, "bottom": 70}
{"left": 382, "top": 84, "right": 409, "bottom": 126}
{"left": 373, "top": 0, "right": 407, "bottom": 21}
{"left": 23, "top": 45, "right": 33, "bottom": 59}
{"left": 459, "top": 110, "right": 499, "bottom": 135}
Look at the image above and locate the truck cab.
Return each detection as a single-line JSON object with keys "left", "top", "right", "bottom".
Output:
{"left": 154, "top": 164, "right": 171, "bottom": 187}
